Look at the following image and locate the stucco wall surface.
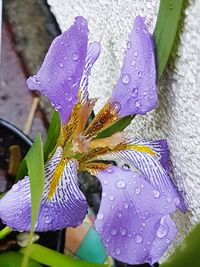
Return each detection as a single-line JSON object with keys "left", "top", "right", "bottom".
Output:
{"left": 48, "top": 0, "right": 200, "bottom": 260}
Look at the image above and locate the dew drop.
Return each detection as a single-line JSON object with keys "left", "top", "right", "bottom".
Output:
{"left": 59, "top": 62, "right": 64, "bottom": 68}
{"left": 45, "top": 215, "right": 52, "bottom": 224}
{"left": 112, "top": 101, "right": 121, "bottom": 113}
{"left": 135, "top": 100, "right": 141, "bottom": 108}
{"left": 131, "top": 60, "right": 136, "bottom": 66}
{"left": 138, "top": 71, "right": 142, "bottom": 78}
{"left": 120, "top": 227, "right": 127, "bottom": 236}
{"left": 134, "top": 51, "right": 138, "bottom": 57}
{"left": 72, "top": 52, "right": 79, "bottom": 61}
{"left": 107, "top": 166, "right": 114, "bottom": 173}
{"left": 135, "top": 234, "right": 143, "bottom": 243}
{"left": 111, "top": 229, "right": 117, "bottom": 236}
{"left": 153, "top": 190, "right": 160, "bottom": 198}
{"left": 123, "top": 201, "right": 129, "bottom": 209}
{"left": 97, "top": 213, "right": 104, "bottom": 220}
{"left": 127, "top": 41, "right": 131, "bottom": 49}
{"left": 173, "top": 197, "right": 180, "bottom": 206}
{"left": 131, "top": 88, "right": 138, "bottom": 97}
{"left": 116, "top": 179, "right": 126, "bottom": 189}
{"left": 12, "top": 184, "right": 20, "bottom": 192}
{"left": 103, "top": 180, "right": 108, "bottom": 185}
{"left": 122, "top": 73, "right": 131, "bottom": 84}
{"left": 33, "top": 76, "right": 41, "bottom": 85}
{"left": 121, "top": 164, "right": 130, "bottom": 171}
{"left": 109, "top": 195, "right": 114, "bottom": 201}
{"left": 115, "top": 247, "right": 121, "bottom": 255}
{"left": 156, "top": 224, "right": 168, "bottom": 238}
{"left": 102, "top": 192, "right": 107, "bottom": 197}
{"left": 135, "top": 187, "right": 141, "bottom": 195}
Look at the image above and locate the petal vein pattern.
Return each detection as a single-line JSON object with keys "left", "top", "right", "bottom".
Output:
{"left": 0, "top": 147, "right": 88, "bottom": 231}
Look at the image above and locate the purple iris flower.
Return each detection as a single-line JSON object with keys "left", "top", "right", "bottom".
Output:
{"left": 0, "top": 16, "right": 186, "bottom": 265}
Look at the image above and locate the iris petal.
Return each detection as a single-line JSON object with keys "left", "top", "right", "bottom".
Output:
{"left": 80, "top": 41, "right": 101, "bottom": 103}
{"left": 95, "top": 166, "right": 176, "bottom": 264}
{"left": 110, "top": 146, "right": 186, "bottom": 212}
{"left": 110, "top": 16, "right": 157, "bottom": 117}
{"left": 0, "top": 147, "right": 88, "bottom": 231}
{"left": 26, "top": 16, "right": 88, "bottom": 123}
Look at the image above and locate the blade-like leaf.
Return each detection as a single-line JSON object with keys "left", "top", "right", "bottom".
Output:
{"left": 43, "top": 111, "right": 60, "bottom": 162}
{"left": 20, "top": 244, "right": 109, "bottom": 267}
{"left": 96, "top": 0, "right": 183, "bottom": 138}
{"left": 0, "top": 251, "right": 42, "bottom": 267}
{"left": 160, "top": 224, "right": 200, "bottom": 267}
{"left": 25, "top": 133, "right": 44, "bottom": 231}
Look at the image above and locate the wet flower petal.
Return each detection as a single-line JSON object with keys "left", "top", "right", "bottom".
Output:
{"left": 110, "top": 16, "right": 157, "bottom": 117}
{"left": 111, "top": 147, "right": 186, "bottom": 212}
{"left": 26, "top": 16, "right": 88, "bottom": 123}
{"left": 95, "top": 166, "right": 176, "bottom": 264}
{"left": 80, "top": 41, "right": 101, "bottom": 103}
{"left": 0, "top": 147, "right": 88, "bottom": 231}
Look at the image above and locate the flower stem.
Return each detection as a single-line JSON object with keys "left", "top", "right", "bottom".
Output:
{"left": 0, "top": 226, "right": 12, "bottom": 239}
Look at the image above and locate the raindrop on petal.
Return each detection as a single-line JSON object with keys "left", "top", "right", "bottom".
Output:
{"left": 107, "top": 166, "right": 114, "bottom": 173}
{"left": 135, "top": 100, "right": 141, "bottom": 108}
{"left": 97, "top": 213, "right": 104, "bottom": 220}
{"left": 59, "top": 62, "right": 64, "bottom": 68}
{"left": 112, "top": 102, "right": 121, "bottom": 113}
{"left": 134, "top": 51, "right": 138, "bottom": 57}
{"left": 131, "top": 60, "right": 136, "bottom": 66}
{"left": 12, "top": 184, "right": 20, "bottom": 192}
{"left": 127, "top": 41, "right": 131, "bottom": 49}
{"left": 131, "top": 88, "right": 138, "bottom": 97}
{"left": 116, "top": 179, "right": 126, "bottom": 189}
{"left": 120, "top": 227, "right": 127, "bottom": 236}
{"left": 135, "top": 187, "right": 141, "bottom": 195}
{"left": 111, "top": 229, "right": 117, "bottom": 236}
{"left": 109, "top": 195, "right": 114, "bottom": 201}
{"left": 123, "top": 201, "right": 129, "bottom": 209}
{"left": 115, "top": 248, "right": 121, "bottom": 255}
{"left": 156, "top": 220, "right": 168, "bottom": 239}
{"left": 122, "top": 73, "right": 131, "bottom": 84}
{"left": 135, "top": 234, "right": 143, "bottom": 243}
{"left": 138, "top": 71, "right": 142, "bottom": 78}
{"left": 153, "top": 190, "right": 160, "bottom": 198}
{"left": 72, "top": 52, "right": 79, "bottom": 61}
{"left": 45, "top": 215, "right": 52, "bottom": 224}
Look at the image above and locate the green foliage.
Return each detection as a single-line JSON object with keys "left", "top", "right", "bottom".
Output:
{"left": 20, "top": 244, "right": 108, "bottom": 267}
{"left": 0, "top": 251, "right": 42, "bottom": 267}
{"left": 43, "top": 111, "right": 60, "bottom": 162}
{"left": 160, "top": 224, "right": 200, "bottom": 267}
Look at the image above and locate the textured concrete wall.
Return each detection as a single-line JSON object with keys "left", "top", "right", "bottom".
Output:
{"left": 48, "top": 0, "right": 200, "bottom": 260}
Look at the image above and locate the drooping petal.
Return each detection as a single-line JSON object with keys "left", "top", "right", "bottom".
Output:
{"left": 110, "top": 16, "right": 157, "bottom": 117}
{"left": 80, "top": 42, "right": 101, "bottom": 103}
{"left": 110, "top": 147, "right": 186, "bottom": 212}
{"left": 95, "top": 166, "right": 176, "bottom": 265}
{"left": 0, "top": 147, "right": 88, "bottom": 231}
{"left": 132, "top": 139, "right": 170, "bottom": 172}
{"left": 26, "top": 16, "right": 88, "bottom": 123}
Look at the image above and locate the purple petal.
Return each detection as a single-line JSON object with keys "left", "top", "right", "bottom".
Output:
{"left": 134, "top": 139, "right": 170, "bottom": 172}
{"left": 95, "top": 166, "right": 176, "bottom": 264}
{"left": 80, "top": 42, "right": 101, "bottom": 103}
{"left": 110, "top": 16, "right": 157, "bottom": 117}
{"left": 26, "top": 16, "right": 88, "bottom": 123}
{"left": 112, "top": 148, "right": 186, "bottom": 212}
{"left": 0, "top": 147, "right": 88, "bottom": 231}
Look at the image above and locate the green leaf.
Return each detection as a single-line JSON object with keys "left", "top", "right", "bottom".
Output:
{"left": 153, "top": 0, "right": 183, "bottom": 79}
{"left": 94, "top": 0, "right": 183, "bottom": 138}
{"left": 25, "top": 133, "right": 44, "bottom": 231}
{"left": 43, "top": 111, "right": 60, "bottom": 162}
{"left": 0, "top": 251, "right": 42, "bottom": 267}
{"left": 160, "top": 224, "right": 200, "bottom": 267}
{"left": 20, "top": 244, "right": 109, "bottom": 267}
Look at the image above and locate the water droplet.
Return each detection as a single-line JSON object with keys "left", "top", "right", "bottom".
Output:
{"left": 115, "top": 247, "right": 121, "bottom": 255}
{"left": 103, "top": 180, "right": 108, "bottom": 185}
{"left": 59, "top": 62, "right": 64, "bottom": 68}
{"left": 134, "top": 51, "right": 138, "bottom": 57}
{"left": 122, "top": 73, "right": 131, "bottom": 84}
{"left": 156, "top": 223, "right": 168, "bottom": 238}
{"left": 131, "top": 88, "right": 138, "bottom": 97}
{"left": 111, "top": 229, "right": 117, "bottom": 236}
{"left": 109, "top": 195, "right": 114, "bottom": 201}
{"left": 112, "top": 101, "right": 121, "bottom": 113}
{"left": 55, "top": 104, "right": 61, "bottom": 111}
{"left": 173, "top": 197, "right": 180, "bottom": 206}
{"left": 123, "top": 201, "right": 129, "bottom": 209}
{"left": 33, "top": 76, "right": 41, "bottom": 85}
{"left": 72, "top": 52, "right": 79, "bottom": 61}
{"left": 45, "top": 215, "right": 52, "bottom": 224}
{"left": 121, "top": 164, "right": 130, "bottom": 171}
{"left": 135, "top": 234, "right": 143, "bottom": 243}
{"left": 142, "top": 222, "right": 146, "bottom": 227}
{"left": 153, "top": 190, "right": 160, "bottom": 198}
{"left": 120, "top": 227, "right": 127, "bottom": 236}
{"left": 97, "top": 213, "right": 104, "bottom": 220}
{"left": 131, "top": 60, "right": 136, "bottom": 66}
{"left": 138, "top": 71, "right": 142, "bottom": 78}
{"left": 135, "top": 187, "right": 141, "bottom": 195}
{"left": 12, "top": 184, "right": 20, "bottom": 192}
{"left": 116, "top": 179, "right": 126, "bottom": 189}
{"left": 102, "top": 192, "right": 107, "bottom": 197}
{"left": 166, "top": 197, "right": 171, "bottom": 203}
{"left": 107, "top": 166, "right": 114, "bottom": 173}
{"left": 135, "top": 100, "right": 141, "bottom": 107}
{"left": 127, "top": 41, "right": 131, "bottom": 49}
